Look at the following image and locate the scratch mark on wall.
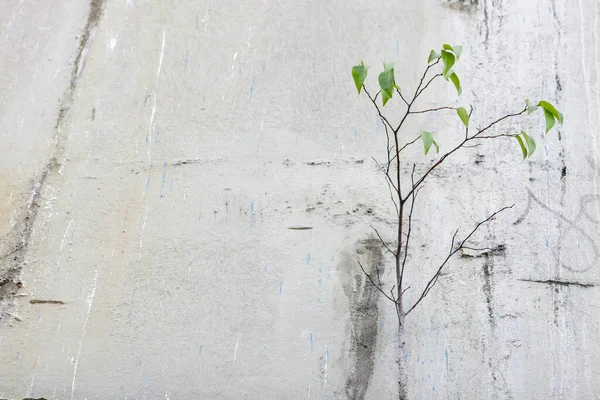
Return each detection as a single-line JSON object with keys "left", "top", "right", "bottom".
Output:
{"left": 71, "top": 270, "right": 98, "bottom": 400}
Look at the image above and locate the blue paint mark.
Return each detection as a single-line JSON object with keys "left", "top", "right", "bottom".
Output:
{"left": 16, "top": 352, "right": 20, "bottom": 360}
{"left": 250, "top": 201, "right": 254, "bottom": 212}
{"left": 376, "top": 118, "right": 381, "bottom": 134}
{"left": 196, "top": 14, "right": 199, "bottom": 28}
{"left": 328, "top": 19, "right": 332, "bottom": 28}
{"left": 545, "top": 238, "right": 549, "bottom": 247}
{"left": 124, "top": 282, "right": 127, "bottom": 287}
{"left": 202, "top": 94, "right": 206, "bottom": 102}
{"left": 325, "top": 346, "right": 329, "bottom": 362}
{"left": 145, "top": 135, "right": 149, "bottom": 145}
{"left": 145, "top": 176, "right": 151, "bottom": 193}
{"left": 169, "top": 179, "right": 174, "bottom": 192}
{"left": 432, "top": 386, "right": 435, "bottom": 391}
{"left": 326, "top": 266, "right": 330, "bottom": 279}
{"left": 184, "top": 51, "right": 189, "bottom": 70}
{"left": 354, "top": 129, "right": 358, "bottom": 139}
{"left": 250, "top": 76, "right": 255, "bottom": 96}
{"left": 199, "top": 345, "right": 203, "bottom": 354}
{"left": 445, "top": 348, "right": 449, "bottom": 372}
{"left": 396, "top": 40, "right": 400, "bottom": 58}
{"left": 403, "top": 352, "right": 409, "bottom": 360}
{"left": 317, "top": 297, "right": 322, "bottom": 303}
{"left": 128, "top": 288, "right": 137, "bottom": 320}
{"left": 310, "top": 333, "right": 314, "bottom": 351}
{"left": 160, "top": 169, "right": 167, "bottom": 198}
{"left": 264, "top": 264, "right": 268, "bottom": 272}
{"left": 318, "top": 278, "right": 323, "bottom": 285}
{"left": 197, "top": 216, "right": 201, "bottom": 221}
{"left": 279, "top": 280, "right": 283, "bottom": 294}
{"left": 306, "top": 254, "right": 311, "bottom": 264}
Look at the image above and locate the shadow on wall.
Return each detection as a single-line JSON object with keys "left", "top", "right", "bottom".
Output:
{"left": 337, "top": 238, "right": 385, "bottom": 400}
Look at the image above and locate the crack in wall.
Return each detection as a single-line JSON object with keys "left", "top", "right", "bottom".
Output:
{"left": 0, "top": 0, "right": 105, "bottom": 323}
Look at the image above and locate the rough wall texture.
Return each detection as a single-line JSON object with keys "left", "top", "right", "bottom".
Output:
{"left": 0, "top": 0, "right": 599, "bottom": 399}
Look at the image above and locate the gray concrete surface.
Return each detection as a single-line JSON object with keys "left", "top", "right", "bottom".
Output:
{"left": 0, "top": 0, "right": 599, "bottom": 398}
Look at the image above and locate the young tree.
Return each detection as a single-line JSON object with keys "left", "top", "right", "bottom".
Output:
{"left": 351, "top": 45, "right": 563, "bottom": 397}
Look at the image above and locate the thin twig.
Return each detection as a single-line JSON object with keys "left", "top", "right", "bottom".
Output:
{"left": 397, "top": 88, "right": 410, "bottom": 106}
{"left": 370, "top": 225, "right": 395, "bottom": 256}
{"left": 358, "top": 260, "right": 395, "bottom": 302}
{"left": 404, "top": 205, "right": 514, "bottom": 316}
{"left": 363, "top": 86, "right": 395, "bottom": 132}
{"left": 410, "top": 106, "right": 456, "bottom": 114}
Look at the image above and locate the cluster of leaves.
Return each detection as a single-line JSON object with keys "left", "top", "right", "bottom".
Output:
{"left": 351, "top": 44, "right": 563, "bottom": 159}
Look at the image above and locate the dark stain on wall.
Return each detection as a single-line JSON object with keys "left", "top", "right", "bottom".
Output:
{"left": 0, "top": 0, "right": 106, "bottom": 322}
{"left": 338, "top": 238, "right": 385, "bottom": 400}
{"left": 442, "top": 0, "right": 478, "bottom": 12}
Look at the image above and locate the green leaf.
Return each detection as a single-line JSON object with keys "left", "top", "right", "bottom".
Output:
{"left": 521, "top": 130, "right": 536, "bottom": 157}
{"left": 452, "top": 45, "right": 463, "bottom": 60}
{"left": 543, "top": 109, "right": 555, "bottom": 134}
{"left": 428, "top": 50, "right": 440, "bottom": 63}
{"left": 442, "top": 44, "right": 462, "bottom": 59}
{"left": 420, "top": 131, "right": 439, "bottom": 155}
{"left": 515, "top": 135, "right": 527, "bottom": 159}
{"left": 538, "top": 100, "right": 563, "bottom": 124}
{"left": 378, "top": 67, "right": 395, "bottom": 106}
{"left": 525, "top": 99, "right": 538, "bottom": 114}
{"left": 449, "top": 72, "right": 462, "bottom": 95}
{"left": 457, "top": 107, "right": 469, "bottom": 127}
{"left": 382, "top": 89, "right": 392, "bottom": 106}
{"left": 441, "top": 50, "right": 456, "bottom": 79}
{"left": 351, "top": 62, "right": 368, "bottom": 94}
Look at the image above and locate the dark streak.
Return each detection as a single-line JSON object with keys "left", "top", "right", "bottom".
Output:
{"left": 287, "top": 226, "right": 313, "bottom": 230}
{"left": 0, "top": 0, "right": 105, "bottom": 322}
{"left": 29, "top": 299, "right": 66, "bottom": 305}
{"left": 519, "top": 279, "right": 596, "bottom": 288}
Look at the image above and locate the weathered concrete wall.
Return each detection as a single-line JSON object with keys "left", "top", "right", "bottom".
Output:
{"left": 0, "top": 0, "right": 598, "bottom": 398}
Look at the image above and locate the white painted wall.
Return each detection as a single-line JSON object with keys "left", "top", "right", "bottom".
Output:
{"left": 1, "top": 0, "right": 599, "bottom": 399}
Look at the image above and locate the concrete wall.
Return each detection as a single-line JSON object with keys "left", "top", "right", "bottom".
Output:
{"left": 1, "top": 0, "right": 599, "bottom": 398}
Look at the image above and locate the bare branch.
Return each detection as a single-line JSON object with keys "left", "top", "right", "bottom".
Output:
{"left": 399, "top": 164, "right": 419, "bottom": 291}
{"left": 415, "top": 73, "right": 443, "bottom": 100}
{"left": 358, "top": 260, "right": 395, "bottom": 303}
{"left": 397, "top": 88, "right": 410, "bottom": 106}
{"left": 403, "top": 107, "right": 529, "bottom": 202}
{"left": 410, "top": 106, "right": 456, "bottom": 115}
{"left": 471, "top": 107, "right": 527, "bottom": 138}
{"left": 370, "top": 225, "right": 395, "bottom": 256}
{"left": 363, "top": 86, "right": 395, "bottom": 133}
{"left": 405, "top": 205, "right": 514, "bottom": 316}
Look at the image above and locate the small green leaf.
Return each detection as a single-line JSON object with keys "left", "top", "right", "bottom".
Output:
{"left": 521, "top": 130, "right": 536, "bottom": 157}
{"left": 442, "top": 44, "right": 462, "bottom": 59}
{"left": 543, "top": 108, "right": 555, "bottom": 134}
{"left": 457, "top": 107, "right": 469, "bottom": 127}
{"left": 538, "top": 100, "right": 563, "bottom": 124}
{"left": 420, "top": 131, "right": 438, "bottom": 155}
{"left": 515, "top": 135, "right": 527, "bottom": 159}
{"left": 378, "top": 67, "right": 395, "bottom": 106}
{"left": 383, "top": 61, "right": 395, "bottom": 72}
{"left": 351, "top": 62, "right": 368, "bottom": 94}
{"left": 452, "top": 45, "right": 463, "bottom": 60}
{"left": 441, "top": 50, "right": 456, "bottom": 78}
{"left": 382, "top": 89, "right": 392, "bottom": 106}
{"left": 428, "top": 50, "right": 440, "bottom": 63}
{"left": 449, "top": 72, "right": 462, "bottom": 95}
{"left": 525, "top": 99, "right": 538, "bottom": 114}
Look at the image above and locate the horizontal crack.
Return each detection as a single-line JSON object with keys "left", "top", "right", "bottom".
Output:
{"left": 519, "top": 278, "right": 596, "bottom": 288}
